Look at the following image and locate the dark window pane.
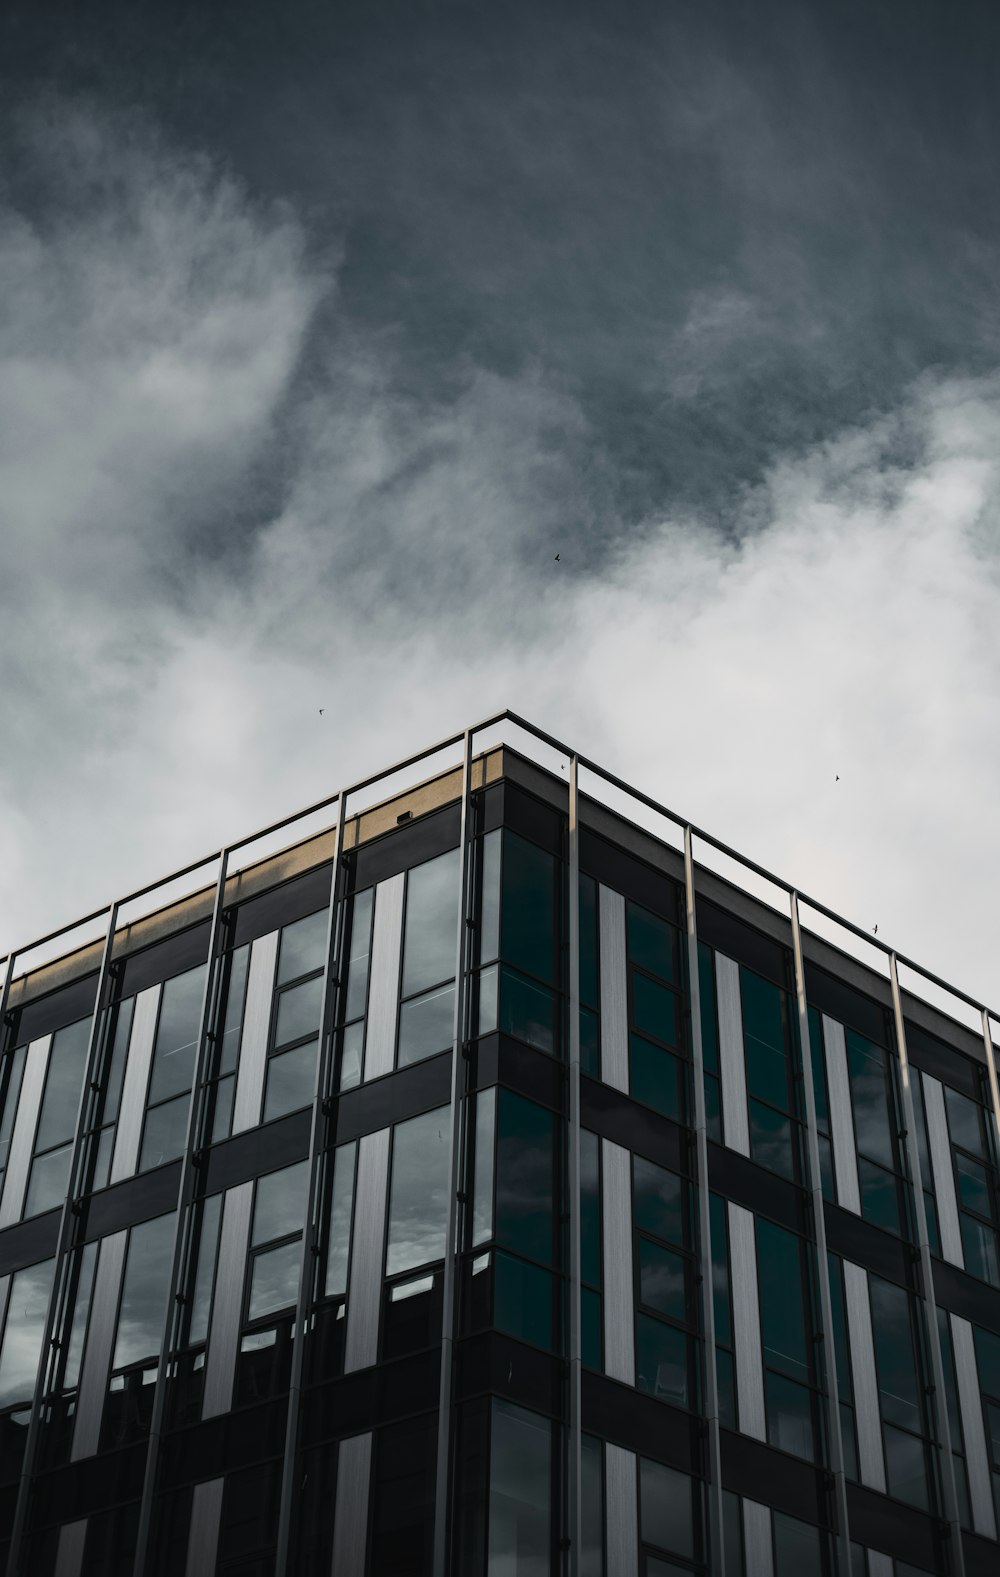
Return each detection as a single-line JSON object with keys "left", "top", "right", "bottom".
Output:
{"left": 705, "top": 1074, "right": 722, "bottom": 1143}
{"left": 870, "top": 1276, "right": 922, "bottom": 1433}
{"left": 716, "top": 1347, "right": 737, "bottom": 1428}
{"left": 709, "top": 1194, "right": 731, "bottom": 1345}
{"left": 148, "top": 966, "right": 205, "bottom": 1105}
{"left": 0, "top": 1045, "right": 27, "bottom": 1177}
{"left": 581, "top": 1434, "right": 603, "bottom": 1577}
{"left": 113, "top": 1211, "right": 176, "bottom": 1369}
{"left": 580, "top": 1008, "right": 599, "bottom": 1079}
{"left": 846, "top": 1032, "right": 895, "bottom": 1170}
{"left": 946, "top": 1086, "right": 986, "bottom": 1159}
{"left": 630, "top": 1034, "right": 683, "bottom": 1122}
{"left": 253, "top": 1160, "right": 309, "bottom": 1247}
{"left": 25, "top": 1142, "right": 72, "bottom": 1217}
{"left": 698, "top": 943, "right": 718, "bottom": 1075}
{"left": 580, "top": 876, "right": 598, "bottom": 1009}
{"left": 402, "top": 849, "right": 460, "bottom": 999}
{"left": 496, "top": 1091, "right": 556, "bottom": 1266}
{"left": 883, "top": 1425, "right": 929, "bottom": 1510}
{"left": 211, "top": 1073, "right": 236, "bottom": 1142}
{"left": 638, "top": 1238, "right": 687, "bottom": 1324}
{"left": 274, "top": 975, "right": 323, "bottom": 1050}
{"left": 398, "top": 984, "right": 455, "bottom": 1067}
{"left": 218, "top": 945, "right": 249, "bottom": 1075}
{"left": 35, "top": 1017, "right": 90, "bottom": 1153}
{"left": 757, "top": 1219, "right": 809, "bottom": 1381}
{"left": 92, "top": 1124, "right": 115, "bottom": 1190}
{"left": 858, "top": 1158, "right": 900, "bottom": 1235}
{"left": 248, "top": 1241, "right": 301, "bottom": 1322}
{"left": 639, "top": 1455, "right": 693, "bottom": 1558}
{"left": 632, "top": 974, "right": 679, "bottom": 1047}
{"left": 986, "top": 1400, "right": 1000, "bottom": 1468}
{"left": 0, "top": 1258, "right": 55, "bottom": 1408}
{"left": 636, "top": 1315, "right": 689, "bottom": 1407}
{"left": 488, "top": 1400, "right": 552, "bottom": 1573}
{"left": 277, "top": 909, "right": 327, "bottom": 986}
{"left": 827, "top": 1254, "right": 852, "bottom": 1401}
{"left": 139, "top": 1093, "right": 189, "bottom": 1171}
{"left": 723, "top": 1491, "right": 743, "bottom": 1574}
{"left": 582, "top": 1287, "right": 601, "bottom": 1370}
{"left": 581, "top": 1129, "right": 600, "bottom": 1286}
{"left": 633, "top": 1156, "right": 685, "bottom": 1247}
{"left": 975, "top": 1325, "right": 1000, "bottom": 1398}
{"left": 369, "top": 1413, "right": 436, "bottom": 1577}
{"left": 189, "top": 1192, "right": 222, "bottom": 1347}
{"left": 773, "top": 1511, "right": 821, "bottom": 1576}
{"left": 627, "top": 904, "right": 678, "bottom": 985}
{"left": 499, "top": 967, "right": 555, "bottom": 1055}
{"left": 741, "top": 969, "right": 790, "bottom": 1110}
{"left": 841, "top": 1403, "right": 859, "bottom": 1481}
{"left": 956, "top": 1152, "right": 991, "bottom": 1217}
{"left": 325, "top": 1141, "right": 357, "bottom": 1298}
{"left": 339, "top": 1020, "right": 364, "bottom": 1091}
{"left": 749, "top": 1100, "right": 796, "bottom": 1180}
{"left": 501, "top": 832, "right": 556, "bottom": 985}
{"left": 386, "top": 1106, "right": 450, "bottom": 1277}
{"left": 766, "top": 1371, "right": 815, "bottom": 1460}
{"left": 960, "top": 1215, "right": 1000, "bottom": 1287}
{"left": 494, "top": 1252, "right": 557, "bottom": 1352}
{"left": 263, "top": 1039, "right": 318, "bottom": 1122}
{"left": 817, "top": 1133, "right": 835, "bottom": 1202}
{"left": 808, "top": 1007, "right": 828, "bottom": 1127}
{"left": 344, "top": 888, "right": 374, "bottom": 1022}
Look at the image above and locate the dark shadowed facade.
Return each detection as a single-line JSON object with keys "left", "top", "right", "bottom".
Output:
{"left": 0, "top": 714, "right": 998, "bottom": 1577}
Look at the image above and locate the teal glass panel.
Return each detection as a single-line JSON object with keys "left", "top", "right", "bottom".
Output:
{"left": 627, "top": 903, "right": 678, "bottom": 984}
{"left": 756, "top": 1218, "right": 809, "bottom": 1381}
{"left": 709, "top": 1193, "right": 731, "bottom": 1345}
{"left": 479, "top": 831, "right": 501, "bottom": 965}
{"left": 723, "top": 1491, "right": 743, "bottom": 1574}
{"left": 276, "top": 908, "right": 326, "bottom": 986}
{"left": 499, "top": 967, "right": 555, "bottom": 1055}
{"left": 986, "top": 1399, "right": 1000, "bottom": 1464}
{"left": 639, "top": 1455, "right": 693, "bottom": 1557}
{"left": 398, "top": 983, "right": 454, "bottom": 1066}
{"left": 870, "top": 1276, "right": 922, "bottom": 1432}
{"left": 501, "top": 831, "right": 556, "bottom": 985}
{"left": 582, "top": 1287, "right": 601, "bottom": 1370}
{"left": 633, "top": 1155, "right": 685, "bottom": 1247}
{"left": 35, "top": 1018, "right": 90, "bottom": 1153}
{"left": 496, "top": 1091, "right": 556, "bottom": 1266}
{"left": 218, "top": 947, "right": 248, "bottom": 1076}
{"left": 488, "top": 1400, "right": 552, "bottom": 1573}
{"left": 580, "top": 1129, "right": 600, "bottom": 1285}
{"left": 698, "top": 943, "right": 718, "bottom": 1075}
{"left": 773, "top": 1512, "right": 821, "bottom": 1575}
{"left": 826, "top": 1253, "right": 852, "bottom": 1401}
{"left": 580, "top": 875, "right": 598, "bottom": 1009}
{"left": 883, "top": 1424, "right": 929, "bottom": 1510}
{"left": 807, "top": 1006, "right": 828, "bottom": 1127}
{"left": 741, "top": 968, "right": 789, "bottom": 1110}
{"left": 638, "top": 1238, "right": 687, "bottom": 1324}
{"left": 630, "top": 1034, "right": 682, "bottom": 1122}
{"left": 716, "top": 1347, "right": 737, "bottom": 1428}
{"left": 0, "top": 1257, "right": 55, "bottom": 1409}
{"left": 946, "top": 1085, "right": 986, "bottom": 1159}
{"left": 974, "top": 1324, "right": 1000, "bottom": 1397}
{"left": 841, "top": 1403, "right": 859, "bottom": 1480}
{"left": 636, "top": 1315, "right": 688, "bottom": 1407}
{"left": 581, "top": 1434, "right": 604, "bottom": 1577}
{"left": 956, "top": 1151, "right": 991, "bottom": 1217}
{"left": 645, "top": 1559, "right": 688, "bottom": 1577}
{"left": 274, "top": 974, "right": 323, "bottom": 1050}
{"left": 25, "top": 1143, "right": 72, "bottom": 1217}
{"left": 766, "top": 1371, "right": 815, "bottom": 1460}
{"left": 113, "top": 1211, "right": 176, "bottom": 1369}
{"left": 580, "top": 1008, "right": 599, "bottom": 1079}
{"left": 632, "top": 973, "right": 679, "bottom": 1048}
{"left": 494, "top": 1251, "right": 556, "bottom": 1351}
{"left": 846, "top": 1031, "right": 895, "bottom": 1170}
{"left": 263, "top": 1038, "right": 318, "bottom": 1121}
{"left": 858, "top": 1158, "right": 900, "bottom": 1235}
{"left": 749, "top": 1099, "right": 795, "bottom": 1180}
{"left": 402, "top": 848, "right": 460, "bottom": 998}
{"left": 704, "top": 1074, "right": 722, "bottom": 1143}
{"left": 344, "top": 888, "right": 374, "bottom": 1023}
{"left": 148, "top": 966, "right": 206, "bottom": 1105}
{"left": 960, "top": 1215, "right": 1000, "bottom": 1286}
{"left": 909, "top": 1071, "right": 933, "bottom": 1182}
{"left": 817, "top": 1133, "right": 835, "bottom": 1201}
{"left": 253, "top": 1159, "right": 309, "bottom": 1246}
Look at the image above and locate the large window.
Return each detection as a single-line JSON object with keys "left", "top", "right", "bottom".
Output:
{"left": 740, "top": 967, "right": 801, "bottom": 1183}
{"left": 338, "top": 887, "right": 374, "bottom": 1090}
{"left": 139, "top": 966, "right": 206, "bottom": 1171}
{"left": 633, "top": 1154, "right": 696, "bottom": 1410}
{"left": 756, "top": 1218, "right": 819, "bottom": 1461}
{"left": 628, "top": 902, "right": 688, "bottom": 1125}
{"left": 944, "top": 1080, "right": 1000, "bottom": 1286}
{"left": 869, "top": 1274, "right": 933, "bottom": 1510}
{"left": 639, "top": 1455, "right": 702, "bottom": 1573}
{"left": 845, "top": 1031, "right": 906, "bottom": 1236}
{"left": 0, "top": 1256, "right": 56, "bottom": 1413}
{"left": 709, "top": 1193, "right": 736, "bottom": 1428}
{"left": 973, "top": 1323, "right": 1000, "bottom": 1531}
{"left": 397, "top": 849, "right": 460, "bottom": 1068}
{"left": 477, "top": 831, "right": 559, "bottom": 1057}
{"left": 101, "top": 1211, "right": 177, "bottom": 1451}
{"left": 263, "top": 910, "right": 326, "bottom": 1121}
{"left": 24, "top": 1018, "right": 91, "bottom": 1215}
{"left": 487, "top": 1400, "right": 553, "bottom": 1576}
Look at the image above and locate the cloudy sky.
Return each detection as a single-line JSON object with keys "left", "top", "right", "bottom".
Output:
{"left": 2, "top": 1, "right": 999, "bottom": 1014}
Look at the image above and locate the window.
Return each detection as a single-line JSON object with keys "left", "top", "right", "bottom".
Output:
{"left": 386, "top": 1107, "right": 450, "bottom": 1278}
{"left": 477, "top": 1090, "right": 561, "bottom": 1354}
{"left": 0, "top": 1044, "right": 27, "bottom": 1202}
{"left": 808, "top": 1008, "right": 835, "bottom": 1201}
{"left": 477, "top": 831, "right": 559, "bottom": 1057}
{"left": 0, "top": 1256, "right": 56, "bottom": 1412}
{"left": 639, "top": 1456, "right": 699, "bottom": 1570}
{"left": 633, "top": 1155, "right": 696, "bottom": 1410}
{"left": 246, "top": 1160, "right": 309, "bottom": 1325}
{"left": 263, "top": 910, "right": 326, "bottom": 1122}
{"left": 139, "top": 966, "right": 206, "bottom": 1172}
{"left": 88, "top": 996, "right": 134, "bottom": 1189}
{"left": 324, "top": 1141, "right": 357, "bottom": 1299}
{"left": 699, "top": 944, "right": 722, "bottom": 1143}
{"left": 205, "top": 943, "right": 250, "bottom": 1143}
{"left": 710, "top": 1193, "right": 736, "bottom": 1428}
{"left": 581, "top": 1129, "right": 602, "bottom": 1370}
{"left": 944, "top": 1082, "right": 1000, "bottom": 1287}
{"left": 756, "top": 1218, "right": 819, "bottom": 1461}
{"left": 973, "top": 1324, "right": 1000, "bottom": 1531}
{"left": 487, "top": 1400, "right": 553, "bottom": 1575}
{"left": 935, "top": 1309, "right": 971, "bottom": 1528}
{"left": 579, "top": 873, "right": 599, "bottom": 1078}
{"left": 581, "top": 1433, "right": 604, "bottom": 1577}
{"left": 869, "top": 1274, "right": 932, "bottom": 1510}
{"left": 741, "top": 968, "right": 801, "bottom": 1182}
{"left": 827, "top": 1252, "right": 859, "bottom": 1480}
{"left": 102, "top": 1211, "right": 177, "bottom": 1451}
{"left": 627, "top": 901, "right": 687, "bottom": 1124}
{"left": 338, "top": 888, "right": 374, "bottom": 1090}
{"left": 397, "top": 849, "right": 460, "bottom": 1068}
{"left": 773, "top": 1510, "right": 824, "bottom": 1576}
{"left": 846, "top": 1031, "right": 905, "bottom": 1236}
{"left": 25, "top": 1017, "right": 91, "bottom": 1215}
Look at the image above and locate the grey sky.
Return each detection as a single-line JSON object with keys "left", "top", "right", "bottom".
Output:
{"left": 1, "top": 1, "right": 999, "bottom": 1011}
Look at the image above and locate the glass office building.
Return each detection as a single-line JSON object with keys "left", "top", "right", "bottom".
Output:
{"left": 0, "top": 712, "right": 998, "bottom": 1577}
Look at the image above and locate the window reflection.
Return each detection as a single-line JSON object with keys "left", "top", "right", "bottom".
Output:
{"left": 112, "top": 1212, "right": 176, "bottom": 1371}
{"left": 0, "top": 1257, "right": 56, "bottom": 1410}
{"left": 386, "top": 1106, "right": 450, "bottom": 1278}
{"left": 487, "top": 1400, "right": 552, "bottom": 1576}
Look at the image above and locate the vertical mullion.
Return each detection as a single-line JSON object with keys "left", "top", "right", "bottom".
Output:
{"left": 889, "top": 954, "right": 966, "bottom": 1577}
{"left": 7, "top": 900, "right": 119, "bottom": 1575}
{"left": 567, "top": 757, "right": 582, "bottom": 1577}
{"left": 790, "top": 893, "right": 852, "bottom": 1577}
{"left": 685, "top": 830, "right": 725, "bottom": 1577}
{"left": 132, "top": 851, "right": 231, "bottom": 1577}
{"left": 273, "top": 791, "right": 346, "bottom": 1577}
{"left": 431, "top": 729, "right": 474, "bottom": 1577}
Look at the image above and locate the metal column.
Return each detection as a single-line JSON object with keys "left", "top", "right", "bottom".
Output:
{"left": 431, "top": 730, "right": 475, "bottom": 1577}
{"left": 684, "top": 829, "right": 725, "bottom": 1577}
{"left": 889, "top": 954, "right": 966, "bottom": 1577}
{"left": 567, "top": 757, "right": 582, "bottom": 1577}
{"left": 132, "top": 852, "right": 232, "bottom": 1577}
{"left": 7, "top": 900, "right": 120, "bottom": 1574}
{"left": 790, "top": 894, "right": 852, "bottom": 1577}
{"left": 273, "top": 791, "right": 347, "bottom": 1576}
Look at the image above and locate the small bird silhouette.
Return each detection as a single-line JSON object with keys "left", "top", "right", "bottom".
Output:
{"left": 872, "top": 925, "right": 878, "bottom": 935}
{"left": 319, "top": 709, "right": 324, "bottom": 715}
{"left": 835, "top": 774, "right": 839, "bottom": 781}
{"left": 554, "top": 553, "right": 560, "bottom": 562}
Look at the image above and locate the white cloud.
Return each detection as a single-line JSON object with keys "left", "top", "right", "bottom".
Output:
{"left": 3, "top": 103, "right": 999, "bottom": 1024}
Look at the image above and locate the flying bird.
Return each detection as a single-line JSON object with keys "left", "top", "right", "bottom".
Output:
{"left": 835, "top": 774, "right": 839, "bottom": 781}
{"left": 554, "top": 553, "right": 560, "bottom": 562}
{"left": 319, "top": 709, "right": 324, "bottom": 715}
{"left": 872, "top": 925, "right": 878, "bottom": 936}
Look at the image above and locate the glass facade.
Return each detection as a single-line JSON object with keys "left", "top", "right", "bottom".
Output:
{"left": 0, "top": 731, "right": 995, "bottom": 1577}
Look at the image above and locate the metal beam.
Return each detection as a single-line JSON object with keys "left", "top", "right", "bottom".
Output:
{"left": 790, "top": 893, "right": 852, "bottom": 1577}
{"left": 567, "top": 757, "right": 582, "bottom": 1577}
{"left": 889, "top": 954, "right": 966, "bottom": 1577}
{"left": 685, "top": 829, "right": 725, "bottom": 1577}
